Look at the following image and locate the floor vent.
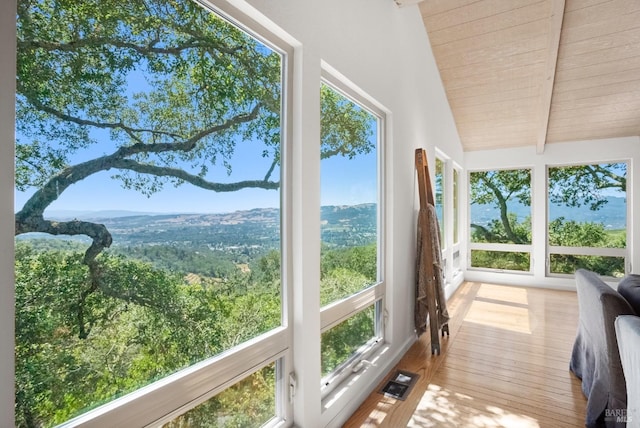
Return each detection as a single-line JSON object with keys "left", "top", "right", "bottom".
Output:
{"left": 378, "top": 370, "right": 419, "bottom": 401}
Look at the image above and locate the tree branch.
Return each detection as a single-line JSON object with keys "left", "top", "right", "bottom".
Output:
{"left": 15, "top": 217, "right": 113, "bottom": 262}
{"left": 264, "top": 157, "right": 278, "bottom": 182}
{"left": 113, "top": 159, "right": 280, "bottom": 192}
{"left": 16, "top": 81, "right": 184, "bottom": 141}
{"left": 480, "top": 175, "right": 523, "bottom": 244}
{"left": 16, "top": 103, "right": 263, "bottom": 219}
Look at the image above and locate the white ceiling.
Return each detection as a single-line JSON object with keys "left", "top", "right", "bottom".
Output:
{"left": 414, "top": 0, "right": 640, "bottom": 153}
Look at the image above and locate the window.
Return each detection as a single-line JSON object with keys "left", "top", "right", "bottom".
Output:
{"left": 162, "top": 362, "right": 278, "bottom": 427}
{"left": 452, "top": 165, "right": 461, "bottom": 273}
{"left": 15, "top": 0, "right": 291, "bottom": 425}
{"left": 435, "top": 153, "right": 461, "bottom": 281}
{"left": 469, "top": 168, "right": 532, "bottom": 272}
{"left": 319, "top": 77, "right": 385, "bottom": 397}
{"left": 547, "top": 162, "right": 627, "bottom": 278}
{"left": 321, "top": 304, "right": 377, "bottom": 377}
{"left": 453, "top": 167, "right": 460, "bottom": 246}
{"left": 435, "top": 156, "right": 445, "bottom": 250}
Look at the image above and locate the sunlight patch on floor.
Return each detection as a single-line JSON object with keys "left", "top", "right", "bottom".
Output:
{"left": 464, "top": 300, "right": 532, "bottom": 334}
{"left": 462, "top": 284, "right": 532, "bottom": 334}
{"left": 408, "top": 384, "right": 540, "bottom": 428}
{"left": 475, "top": 283, "right": 529, "bottom": 305}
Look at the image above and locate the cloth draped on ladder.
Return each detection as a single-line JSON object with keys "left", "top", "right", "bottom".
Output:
{"left": 414, "top": 203, "right": 449, "bottom": 337}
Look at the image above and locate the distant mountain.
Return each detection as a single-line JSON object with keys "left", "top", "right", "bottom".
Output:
{"left": 45, "top": 209, "right": 162, "bottom": 220}
{"left": 471, "top": 196, "right": 627, "bottom": 230}
{"left": 20, "top": 204, "right": 377, "bottom": 249}
{"left": 321, "top": 203, "right": 376, "bottom": 247}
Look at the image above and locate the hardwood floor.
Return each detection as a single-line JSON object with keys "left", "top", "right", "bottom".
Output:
{"left": 343, "top": 282, "right": 587, "bottom": 428}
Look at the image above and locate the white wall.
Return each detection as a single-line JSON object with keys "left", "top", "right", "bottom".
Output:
{"left": 464, "top": 136, "right": 640, "bottom": 290}
{"left": 1, "top": 1, "right": 464, "bottom": 426}
{"left": 240, "top": 0, "right": 464, "bottom": 426}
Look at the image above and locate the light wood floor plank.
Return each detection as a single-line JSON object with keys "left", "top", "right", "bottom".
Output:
{"left": 343, "top": 282, "right": 587, "bottom": 427}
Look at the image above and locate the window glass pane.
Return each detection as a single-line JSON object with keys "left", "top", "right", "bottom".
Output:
{"left": 453, "top": 168, "right": 459, "bottom": 245}
{"left": 15, "top": 0, "right": 283, "bottom": 424}
{"left": 435, "top": 157, "right": 445, "bottom": 249}
{"left": 469, "top": 169, "right": 531, "bottom": 271}
{"left": 548, "top": 163, "right": 627, "bottom": 249}
{"left": 549, "top": 254, "right": 625, "bottom": 278}
{"left": 320, "top": 84, "right": 378, "bottom": 306}
{"left": 164, "top": 363, "right": 276, "bottom": 428}
{"left": 471, "top": 250, "right": 530, "bottom": 272}
{"left": 470, "top": 169, "right": 532, "bottom": 245}
{"left": 321, "top": 305, "right": 376, "bottom": 378}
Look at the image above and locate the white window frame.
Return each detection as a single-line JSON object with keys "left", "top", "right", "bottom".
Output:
{"left": 545, "top": 160, "right": 629, "bottom": 279}
{"left": 467, "top": 167, "right": 535, "bottom": 275}
{"left": 319, "top": 70, "right": 386, "bottom": 400}
{"left": 452, "top": 162, "right": 462, "bottom": 276}
{"left": 434, "top": 150, "right": 449, "bottom": 282}
{"left": 13, "top": 0, "right": 296, "bottom": 426}
{"left": 434, "top": 152, "right": 448, "bottom": 293}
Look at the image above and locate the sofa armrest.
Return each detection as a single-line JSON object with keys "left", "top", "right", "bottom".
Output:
{"left": 572, "top": 269, "right": 636, "bottom": 427}
{"left": 615, "top": 315, "right": 640, "bottom": 428}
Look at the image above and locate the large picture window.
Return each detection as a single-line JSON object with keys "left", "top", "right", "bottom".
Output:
{"left": 15, "top": 0, "right": 291, "bottom": 425}
{"left": 469, "top": 168, "right": 532, "bottom": 272}
{"left": 547, "top": 162, "right": 627, "bottom": 278}
{"left": 319, "top": 78, "right": 385, "bottom": 396}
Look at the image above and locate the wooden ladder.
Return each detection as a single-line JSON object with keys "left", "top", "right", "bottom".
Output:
{"left": 415, "top": 148, "right": 449, "bottom": 355}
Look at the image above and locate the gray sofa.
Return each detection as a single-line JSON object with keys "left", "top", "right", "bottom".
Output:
{"left": 570, "top": 269, "right": 637, "bottom": 428}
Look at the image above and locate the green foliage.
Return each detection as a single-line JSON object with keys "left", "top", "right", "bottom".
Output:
{"left": 550, "top": 254, "right": 625, "bottom": 278}
{"left": 471, "top": 250, "right": 530, "bottom": 272}
{"left": 15, "top": 239, "right": 373, "bottom": 426}
{"left": 548, "top": 218, "right": 625, "bottom": 277}
{"left": 470, "top": 164, "right": 627, "bottom": 274}
{"left": 14, "top": 0, "right": 376, "bottom": 425}
{"left": 471, "top": 217, "right": 626, "bottom": 274}
{"left": 111, "top": 244, "right": 239, "bottom": 279}
{"left": 320, "top": 244, "right": 376, "bottom": 305}
{"left": 16, "top": 0, "right": 282, "bottom": 194}
{"left": 319, "top": 244, "right": 378, "bottom": 375}
{"left": 321, "top": 306, "right": 375, "bottom": 377}
{"left": 320, "top": 84, "right": 375, "bottom": 160}
{"left": 470, "top": 169, "right": 531, "bottom": 207}
{"left": 165, "top": 365, "right": 276, "bottom": 428}
{"left": 471, "top": 213, "right": 531, "bottom": 245}
{"left": 15, "top": 235, "right": 374, "bottom": 426}
{"left": 548, "top": 217, "right": 608, "bottom": 247}
{"left": 14, "top": 242, "right": 283, "bottom": 427}
{"left": 470, "top": 169, "right": 531, "bottom": 244}
{"left": 549, "top": 163, "right": 627, "bottom": 210}
{"left": 321, "top": 244, "right": 376, "bottom": 280}
{"left": 320, "top": 268, "right": 370, "bottom": 308}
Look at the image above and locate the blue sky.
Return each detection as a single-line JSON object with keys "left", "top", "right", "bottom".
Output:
{"left": 15, "top": 147, "right": 378, "bottom": 215}
{"left": 14, "top": 10, "right": 379, "bottom": 216}
{"left": 14, "top": 125, "right": 378, "bottom": 214}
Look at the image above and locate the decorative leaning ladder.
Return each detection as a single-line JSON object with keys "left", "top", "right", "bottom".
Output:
{"left": 414, "top": 148, "right": 450, "bottom": 355}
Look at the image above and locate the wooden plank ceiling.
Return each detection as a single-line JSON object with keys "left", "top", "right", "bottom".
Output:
{"left": 417, "top": 0, "right": 640, "bottom": 152}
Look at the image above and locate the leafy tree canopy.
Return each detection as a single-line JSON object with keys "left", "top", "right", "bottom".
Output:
{"left": 15, "top": 0, "right": 373, "bottom": 283}
{"left": 470, "top": 163, "right": 627, "bottom": 245}
{"left": 548, "top": 163, "right": 627, "bottom": 210}
{"left": 470, "top": 169, "right": 531, "bottom": 244}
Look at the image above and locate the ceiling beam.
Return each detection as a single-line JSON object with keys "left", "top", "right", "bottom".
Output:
{"left": 536, "top": 0, "right": 565, "bottom": 154}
